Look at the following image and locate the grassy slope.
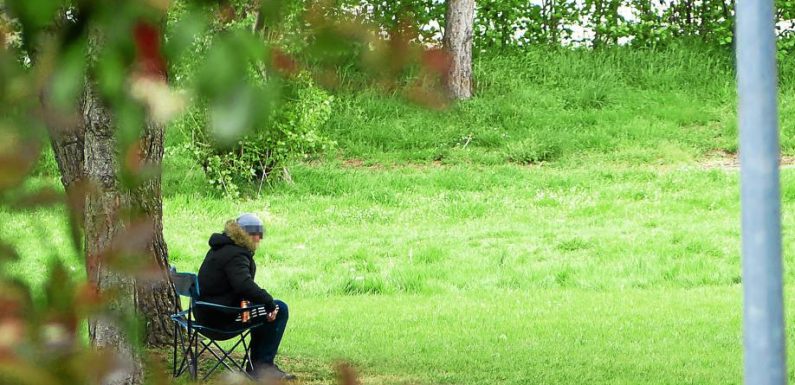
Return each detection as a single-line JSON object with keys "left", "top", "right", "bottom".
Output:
{"left": 323, "top": 48, "right": 738, "bottom": 165}
{"left": 9, "top": 47, "right": 795, "bottom": 384}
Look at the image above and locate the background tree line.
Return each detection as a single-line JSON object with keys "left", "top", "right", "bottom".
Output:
{"left": 339, "top": 0, "right": 795, "bottom": 51}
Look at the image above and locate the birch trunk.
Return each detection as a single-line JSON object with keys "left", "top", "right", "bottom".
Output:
{"left": 443, "top": 0, "right": 475, "bottom": 100}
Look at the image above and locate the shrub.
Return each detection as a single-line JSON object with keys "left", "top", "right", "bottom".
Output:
{"left": 181, "top": 73, "right": 335, "bottom": 198}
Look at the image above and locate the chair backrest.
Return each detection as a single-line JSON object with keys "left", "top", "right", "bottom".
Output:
{"left": 169, "top": 266, "right": 200, "bottom": 299}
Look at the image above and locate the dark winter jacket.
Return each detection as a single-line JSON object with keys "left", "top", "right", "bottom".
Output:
{"left": 194, "top": 220, "right": 276, "bottom": 328}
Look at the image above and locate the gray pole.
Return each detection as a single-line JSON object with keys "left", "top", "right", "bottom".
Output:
{"left": 736, "top": 1, "right": 787, "bottom": 385}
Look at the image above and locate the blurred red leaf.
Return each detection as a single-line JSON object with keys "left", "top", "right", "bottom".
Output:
{"left": 272, "top": 49, "right": 299, "bottom": 76}
{"left": 10, "top": 187, "right": 64, "bottom": 210}
{"left": 0, "top": 283, "right": 26, "bottom": 361}
{"left": 422, "top": 49, "right": 452, "bottom": 80}
{"left": 0, "top": 141, "right": 40, "bottom": 191}
{"left": 0, "top": 296, "right": 23, "bottom": 318}
{"left": 336, "top": 362, "right": 360, "bottom": 385}
{"left": 0, "top": 241, "right": 20, "bottom": 262}
{"left": 124, "top": 139, "right": 145, "bottom": 175}
{"left": 145, "top": 0, "right": 170, "bottom": 12}
{"left": 133, "top": 22, "right": 167, "bottom": 81}
{"left": 314, "top": 68, "right": 341, "bottom": 90}
{"left": 0, "top": 318, "right": 24, "bottom": 361}
{"left": 0, "top": 361, "right": 60, "bottom": 385}
{"left": 98, "top": 218, "right": 159, "bottom": 277}
{"left": 218, "top": 2, "right": 237, "bottom": 23}
{"left": 405, "top": 82, "right": 450, "bottom": 110}
{"left": 74, "top": 282, "right": 105, "bottom": 312}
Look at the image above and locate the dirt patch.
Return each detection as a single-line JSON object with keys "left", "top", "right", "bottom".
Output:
{"left": 701, "top": 150, "right": 795, "bottom": 170}
{"left": 342, "top": 158, "right": 366, "bottom": 168}
{"left": 340, "top": 158, "right": 446, "bottom": 170}
{"left": 340, "top": 158, "right": 388, "bottom": 170}
{"left": 701, "top": 150, "right": 739, "bottom": 170}
{"left": 405, "top": 160, "right": 444, "bottom": 169}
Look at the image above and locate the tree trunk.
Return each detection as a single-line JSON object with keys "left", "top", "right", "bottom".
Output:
{"left": 541, "top": 0, "right": 560, "bottom": 45}
{"left": 685, "top": 0, "right": 693, "bottom": 32}
{"left": 443, "top": 0, "right": 475, "bottom": 100}
{"left": 44, "top": 27, "right": 177, "bottom": 348}
{"left": 549, "top": 0, "right": 560, "bottom": 45}
{"left": 698, "top": 1, "right": 708, "bottom": 41}
{"left": 608, "top": 0, "right": 621, "bottom": 45}
{"left": 720, "top": 0, "right": 735, "bottom": 47}
{"left": 46, "top": 100, "right": 177, "bottom": 349}
{"left": 593, "top": 0, "right": 603, "bottom": 49}
{"left": 132, "top": 119, "right": 178, "bottom": 347}
{"left": 47, "top": 122, "right": 85, "bottom": 193}
{"left": 83, "top": 83, "right": 143, "bottom": 385}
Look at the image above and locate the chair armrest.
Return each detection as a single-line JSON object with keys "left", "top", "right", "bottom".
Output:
{"left": 194, "top": 301, "right": 270, "bottom": 314}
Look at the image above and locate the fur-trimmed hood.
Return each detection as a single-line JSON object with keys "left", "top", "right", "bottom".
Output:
{"left": 208, "top": 220, "right": 257, "bottom": 252}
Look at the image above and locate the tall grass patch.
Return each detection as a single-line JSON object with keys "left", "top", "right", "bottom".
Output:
{"left": 315, "top": 46, "right": 741, "bottom": 167}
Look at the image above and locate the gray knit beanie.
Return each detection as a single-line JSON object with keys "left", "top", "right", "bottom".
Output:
{"left": 236, "top": 213, "right": 264, "bottom": 236}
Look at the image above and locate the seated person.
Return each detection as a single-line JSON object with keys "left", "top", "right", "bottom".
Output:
{"left": 194, "top": 213, "right": 294, "bottom": 380}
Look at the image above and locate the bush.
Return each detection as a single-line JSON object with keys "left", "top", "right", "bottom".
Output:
{"left": 166, "top": 5, "right": 337, "bottom": 198}
{"left": 177, "top": 73, "right": 335, "bottom": 198}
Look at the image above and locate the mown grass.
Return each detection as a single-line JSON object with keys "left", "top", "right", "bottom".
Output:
{"left": 12, "top": 165, "right": 795, "bottom": 293}
{"left": 165, "top": 165, "right": 746, "bottom": 293}
{"left": 10, "top": 46, "right": 795, "bottom": 384}
{"left": 7, "top": 165, "right": 795, "bottom": 385}
{"left": 287, "top": 289, "right": 749, "bottom": 385}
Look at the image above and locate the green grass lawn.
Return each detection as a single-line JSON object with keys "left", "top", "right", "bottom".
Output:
{"left": 9, "top": 47, "right": 795, "bottom": 384}
{"left": 287, "top": 289, "right": 749, "bottom": 385}
{"left": 6, "top": 163, "right": 795, "bottom": 384}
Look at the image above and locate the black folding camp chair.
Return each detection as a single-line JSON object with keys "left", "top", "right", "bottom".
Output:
{"left": 169, "top": 266, "right": 271, "bottom": 381}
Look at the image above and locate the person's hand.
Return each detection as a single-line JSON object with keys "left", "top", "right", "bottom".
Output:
{"left": 267, "top": 305, "right": 279, "bottom": 322}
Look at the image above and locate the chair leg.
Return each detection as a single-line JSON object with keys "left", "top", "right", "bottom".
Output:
{"left": 201, "top": 340, "right": 237, "bottom": 381}
{"left": 241, "top": 332, "right": 254, "bottom": 376}
{"left": 174, "top": 327, "right": 193, "bottom": 378}
{"left": 172, "top": 323, "right": 177, "bottom": 377}
{"left": 231, "top": 330, "right": 252, "bottom": 374}
{"left": 200, "top": 334, "right": 252, "bottom": 382}
{"left": 190, "top": 329, "right": 199, "bottom": 381}
{"left": 174, "top": 326, "right": 186, "bottom": 377}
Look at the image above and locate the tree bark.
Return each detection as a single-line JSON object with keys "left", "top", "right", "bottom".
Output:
{"left": 46, "top": 94, "right": 177, "bottom": 348}
{"left": 132, "top": 119, "right": 178, "bottom": 347}
{"left": 443, "top": 0, "right": 475, "bottom": 100}
{"left": 550, "top": 0, "right": 561, "bottom": 45}
{"left": 592, "top": 0, "right": 603, "bottom": 49}
{"left": 43, "top": 21, "right": 177, "bottom": 347}
{"left": 83, "top": 83, "right": 143, "bottom": 385}
{"left": 608, "top": 0, "right": 621, "bottom": 45}
{"left": 47, "top": 122, "right": 85, "bottom": 193}
{"left": 541, "top": 0, "right": 560, "bottom": 44}
{"left": 684, "top": 0, "right": 693, "bottom": 32}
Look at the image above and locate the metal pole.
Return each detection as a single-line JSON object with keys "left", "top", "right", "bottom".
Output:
{"left": 736, "top": 1, "right": 787, "bottom": 385}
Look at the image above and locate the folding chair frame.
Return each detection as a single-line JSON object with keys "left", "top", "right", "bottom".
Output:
{"left": 169, "top": 267, "right": 270, "bottom": 381}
